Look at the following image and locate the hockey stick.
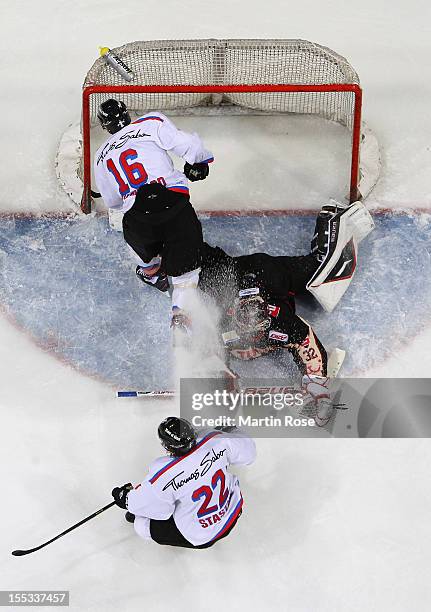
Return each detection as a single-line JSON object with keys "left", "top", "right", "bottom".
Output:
{"left": 117, "top": 390, "right": 175, "bottom": 398}
{"left": 117, "top": 353, "right": 238, "bottom": 398}
{"left": 11, "top": 501, "right": 116, "bottom": 556}
{"left": 117, "top": 349, "right": 346, "bottom": 398}
{"left": 326, "top": 347, "right": 346, "bottom": 378}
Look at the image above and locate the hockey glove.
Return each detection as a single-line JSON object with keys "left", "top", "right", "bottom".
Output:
{"left": 112, "top": 483, "right": 133, "bottom": 509}
{"left": 301, "top": 375, "right": 334, "bottom": 427}
{"left": 184, "top": 161, "right": 209, "bottom": 182}
{"left": 125, "top": 511, "right": 136, "bottom": 523}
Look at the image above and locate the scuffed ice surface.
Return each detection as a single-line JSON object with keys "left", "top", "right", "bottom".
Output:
{"left": 0, "top": 212, "right": 430, "bottom": 388}
{"left": 0, "top": 216, "right": 173, "bottom": 389}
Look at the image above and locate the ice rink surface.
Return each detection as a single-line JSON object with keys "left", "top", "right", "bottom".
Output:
{"left": 1, "top": 214, "right": 430, "bottom": 390}
{"left": 1, "top": 1, "right": 431, "bottom": 611}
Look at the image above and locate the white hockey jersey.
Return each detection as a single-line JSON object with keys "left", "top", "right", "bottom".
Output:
{"left": 126, "top": 430, "right": 256, "bottom": 546}
{"left": 93, "top": 111, "right": 214, "bottom": 213}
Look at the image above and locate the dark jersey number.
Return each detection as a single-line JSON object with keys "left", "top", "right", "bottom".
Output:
{"left": 305, "top": 348, "right": 318, "bottom": 361}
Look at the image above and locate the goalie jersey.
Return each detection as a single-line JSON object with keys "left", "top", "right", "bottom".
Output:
{"left": 126, "top": 430, "right": 256, "bottom": 546}
{"left": 93, "top": 111, "right": 214, "bottom": 212}
{"left": 198, "top": 243, "right": 328, "bottom": 377}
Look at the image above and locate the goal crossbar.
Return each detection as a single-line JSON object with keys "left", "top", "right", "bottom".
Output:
{"left": 81, "top": 80, "right": 362, "bottom": 212}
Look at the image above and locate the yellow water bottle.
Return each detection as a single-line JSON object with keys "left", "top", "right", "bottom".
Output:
{"left": 99, "top": 47, "right": 134, "bottom": 82}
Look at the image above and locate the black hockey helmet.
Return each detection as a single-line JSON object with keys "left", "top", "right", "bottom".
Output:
{"left": 97, "top": 99, "right": 131, "bottom": 134}
{"left": 233, "top": 293, "right": 271, "bottom": 337}
{"left": 158, "top": 417, "right": 197, "bottom": 457}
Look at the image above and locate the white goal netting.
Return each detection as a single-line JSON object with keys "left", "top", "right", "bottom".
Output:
{"left": 83, "top": 39, "right": 360, "bottom": 128}
{"left": 57, "top": 39, "right": 379, "bottom": 215}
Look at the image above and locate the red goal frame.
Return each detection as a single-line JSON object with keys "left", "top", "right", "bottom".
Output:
{"left": 81, "top": 83, "right": 362, "bottom": 214}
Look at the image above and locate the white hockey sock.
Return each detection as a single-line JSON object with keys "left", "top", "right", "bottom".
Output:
{"left": 171, "top": 268, "right": 200, "bottom": 311}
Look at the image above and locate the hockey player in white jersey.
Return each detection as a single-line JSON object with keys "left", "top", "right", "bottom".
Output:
{"left": 93, "top": 99, "right": 214, "bottom": 331}
{"left": 111, "top": 417, "right": 256, "bottom": 549}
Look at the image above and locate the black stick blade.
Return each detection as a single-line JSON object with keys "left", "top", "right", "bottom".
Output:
{"left": 11, "top": 500, "right": 116, "bottom": 557}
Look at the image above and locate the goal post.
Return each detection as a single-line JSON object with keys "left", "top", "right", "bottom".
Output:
{"left": 79, "top": 39, "right": 363, "bottom": 214}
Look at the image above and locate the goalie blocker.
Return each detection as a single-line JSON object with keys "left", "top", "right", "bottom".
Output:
{"left": 307, "top": 201, "right": 374, "bottom": 312}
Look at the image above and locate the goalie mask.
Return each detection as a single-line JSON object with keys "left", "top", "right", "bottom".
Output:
{"left": 233, "top": 294, "right": 271, "bottom": 338}
{"left": 97, "top": 99, "right": 131, "bottom": 134}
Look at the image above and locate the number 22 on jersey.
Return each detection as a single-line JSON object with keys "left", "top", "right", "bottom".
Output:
{"left": 106, "top": 148, "right": 148, "bottom": 195}
{"left": 191, "top": 469, "right": 229, "bottom": 518}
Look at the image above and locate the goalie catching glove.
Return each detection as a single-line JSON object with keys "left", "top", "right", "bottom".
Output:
{"left": 300, "top": 375, "right": 334, "bottom": 427}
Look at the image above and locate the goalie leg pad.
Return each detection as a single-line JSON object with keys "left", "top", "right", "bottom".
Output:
{"left": 347, "top": 200, "right": 375, "bottom": 244}
{"left": 307, "top": 202, "right": 373, "bottom": 312}
{"left": 310, "top": 200, "right": 350, "bottom": 259}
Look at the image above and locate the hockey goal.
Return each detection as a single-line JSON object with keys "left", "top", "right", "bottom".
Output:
{"left": 79, "top": 39, "right": 362, "bottom": 213}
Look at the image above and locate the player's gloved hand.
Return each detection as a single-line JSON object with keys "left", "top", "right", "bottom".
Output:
{"left": 314, "top": 397, "right": 334, "bottom": 427}
{"left": 302, "top": 374, "right": 329, "bottom": 400}
{"left": 300, "top": 375, "right": 334, "bottom": 427}
{"left": 125, "top": 511, "right": 136, "bottom": 524}
{"left": 112, "top": 483, "right": 133, "bottom": 509}
{"left": 184, "top": 161, "right": 209, "bottom": 182}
